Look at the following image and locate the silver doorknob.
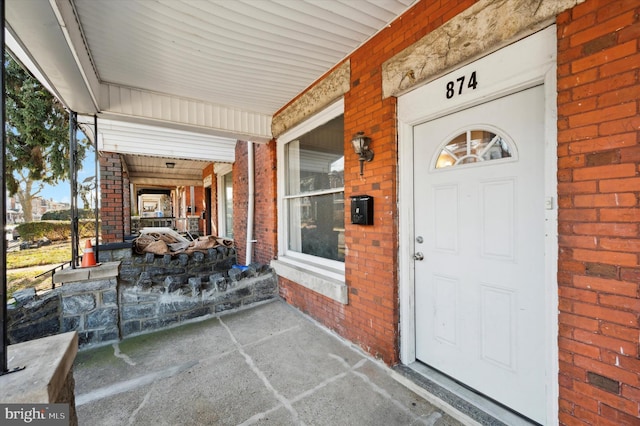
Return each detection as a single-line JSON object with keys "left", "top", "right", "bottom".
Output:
{"left": 414, "top": 252, "right": 424, "bottom": 261}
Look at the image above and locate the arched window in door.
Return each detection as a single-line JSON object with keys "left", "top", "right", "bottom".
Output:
{"left": 433, "top": 128, "right": 517, "bottom": 169}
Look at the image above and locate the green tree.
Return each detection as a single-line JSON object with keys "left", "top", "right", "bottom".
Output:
{"left": 4, "top": 51, "right": 88, "bottom": 222}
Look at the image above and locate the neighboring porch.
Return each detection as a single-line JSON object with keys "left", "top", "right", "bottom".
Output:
{"left": 94, "top": 118, "right": 238, "bottom": 245}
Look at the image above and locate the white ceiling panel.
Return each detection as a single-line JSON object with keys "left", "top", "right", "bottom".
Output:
{"left": 5, "top": 0, "right": 416, "bottom": 173}
{"left": 7, "top": 0, "right": 416, "bottom": 132}
{"left": 71, "top": 0, "right": 415, "bottom": 116}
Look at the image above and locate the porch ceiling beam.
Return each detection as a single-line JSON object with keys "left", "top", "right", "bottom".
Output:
{"left": 98, "top": 118, "right": 237, "bottom": 163}
{"left": 128, "top": 176, "right": 204, "bottom": 187}
{"left": 129, "top": 172, "right": 201, "bottom": 180}
{"left": 99, "top": 83, "right": 273, "bottom": 143}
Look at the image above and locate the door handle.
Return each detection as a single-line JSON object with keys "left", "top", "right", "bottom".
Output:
{"left": 414, "top": 252, "right": 424, "bottom": 261}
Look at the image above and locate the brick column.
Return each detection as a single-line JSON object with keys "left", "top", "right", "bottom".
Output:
{"left": 202, "top": 163, "right": 217, "bottom": 236}
{"left": 234, "top": 141, "right": 247, "bottom": 264}
{"left": 123, "top": 168, "right": 131, "bottom": 236}
{"left": 99, "top": 151, "right": 125, "bottom": 243}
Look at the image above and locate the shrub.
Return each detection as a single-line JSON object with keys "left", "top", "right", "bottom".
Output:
{"left": 41, "top": 209, "right": 97, "bottom": 220}
{"left": 15, "top": 220, "right": 99, "bottom": 242}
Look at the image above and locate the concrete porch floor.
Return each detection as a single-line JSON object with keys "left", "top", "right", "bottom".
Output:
{"left": 73, "top": 299, "right": 469, "bottom": 425}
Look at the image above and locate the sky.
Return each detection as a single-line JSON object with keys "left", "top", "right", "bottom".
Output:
{"left": 38, "top": 148, "right": 96, "bottom": 204}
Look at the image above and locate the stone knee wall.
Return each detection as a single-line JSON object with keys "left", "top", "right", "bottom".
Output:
{"left": 8, "top": 247, "right": 278, "bottom": 347}
{"left": 120, "top": 267, "right": 277, "bottom": 337}
{"left": 117, "top": 247, "right": 276, "bottom": 337}
{"left": 8, "top": 291, "right": 61, "bottom": 344}
{"left": 60, "top": 279, "right": 119, "bottom": 346}
{"left": 117, "top": 247, "right": 236, "bottom": 290}
{"left": 8, "top": 277, "right": 121, "bottom": 347}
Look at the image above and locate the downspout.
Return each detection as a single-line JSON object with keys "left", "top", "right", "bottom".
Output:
{"left": 190, "top": 186, "right": 195, "bottom": 217}
{"left": 246, "top": 142, "right": 255, "bottom": 265}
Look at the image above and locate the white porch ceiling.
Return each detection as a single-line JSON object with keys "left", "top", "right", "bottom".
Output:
{"left": 124, "top": 155, "right": 210, "bottom": 187}
{"left": 6, "top": 0, "right": 416, "bottom": 146}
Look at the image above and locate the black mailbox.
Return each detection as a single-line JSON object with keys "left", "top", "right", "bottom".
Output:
{"left": 351, "top": 195, "right": 373, "bottom": 225}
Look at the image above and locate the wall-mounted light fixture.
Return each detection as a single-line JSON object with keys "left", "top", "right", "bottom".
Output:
{"left": 351, "top": 132, "right": 373, "bottom": 176}
{"left": 165, "top": 162, "right": 176, "bottom": 169}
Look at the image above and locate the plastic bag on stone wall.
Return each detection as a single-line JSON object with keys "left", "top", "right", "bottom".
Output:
{"left": 144, "top": 240, "right": 169, "bottom": 255}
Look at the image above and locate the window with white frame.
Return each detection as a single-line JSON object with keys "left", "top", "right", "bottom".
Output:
{"left": 274, "top": 100, "right": 347, "bottom": 303}
{"left": 216, "top": 164, "right": 233, "bottom": 238}
{"left": 285, "top": 115, "right": 344, "bottom": 261}
{"left": 279, "top": 100, "right": 345, "bottom": 257}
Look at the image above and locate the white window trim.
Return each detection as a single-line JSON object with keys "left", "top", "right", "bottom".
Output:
{"left": 272, "top": 98, "right": 347, "bottom": 304}
{"left": 216, "top": 163, "right": 233, "bottom": 239}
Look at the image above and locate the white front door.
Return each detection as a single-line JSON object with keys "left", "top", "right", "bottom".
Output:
{"left": 414, "top": 86, "right": 546, "bottom": 423}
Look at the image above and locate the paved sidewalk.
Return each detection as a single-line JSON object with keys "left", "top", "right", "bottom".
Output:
{"left": 74, "top": 299, "right": 465, "bottom": 425}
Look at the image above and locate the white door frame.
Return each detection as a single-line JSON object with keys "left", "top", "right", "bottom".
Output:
{"left": 397, "top": 25, "right": 559, "bottom": 424}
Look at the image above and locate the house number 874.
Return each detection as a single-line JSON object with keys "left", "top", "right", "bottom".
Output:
{"left": 446, "top": 71, "right": 478, "bottom": 99}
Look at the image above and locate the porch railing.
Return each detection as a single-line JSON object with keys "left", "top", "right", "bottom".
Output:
{"left": 34, "top": 259, "right": 77, "bottom": 290}
{"left": 131, "top": 216, "right": 201, "bottom": 235}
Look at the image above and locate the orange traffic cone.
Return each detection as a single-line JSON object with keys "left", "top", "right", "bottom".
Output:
{"left": 81, "top": 240, "right": 97, "bottom": 267}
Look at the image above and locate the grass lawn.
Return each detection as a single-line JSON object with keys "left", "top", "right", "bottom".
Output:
{"left": 6, "top": 241, "right": 73, "bottom": 300}
{"left": 7, "top": 243, "right": 72, "bottom": 269}
{"left": 7, "top": 267, "right": 54, "bottom": 299}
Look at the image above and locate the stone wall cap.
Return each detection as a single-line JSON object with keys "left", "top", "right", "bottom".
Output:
{"left": 53, "top": 261, "right": 121, "bottom": 284}
{"left": 88, "top": 261, "right": 121, "bottom": 280}
{"left": 52, "top": 268, "right": 89, "bottom": 284}
{"left": 0, "top": 331, "right": 78, "bottom": 403}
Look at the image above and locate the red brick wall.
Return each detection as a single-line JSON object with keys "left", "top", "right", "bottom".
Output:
{"left": 253, "top": 140, "right": 278, "bottom": 264}
{"left": 279, "top": 0, "right": 476, "bottom": 365}
{"left": 99, "top": 151, "right": 125, "bottom": 243}
{"left": 183, "top": 185, "right": 204, "bottom": 213}
{"left": 195, "top": 185, "right": 205, "bottom": 232}
{"left": 279, "top": 276, "right": 351, "bottom": 336}
{"left": 557, "top": 1, "right": 640, "bottom": 424}
{"left": 233, "top": 140, "right": 277, "bottom": 265}
{"left": 195, "top": 186, "right": 204, "bottom": 214}
{"left": 202, "top": 163, "right": 214, "bottom": 180}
